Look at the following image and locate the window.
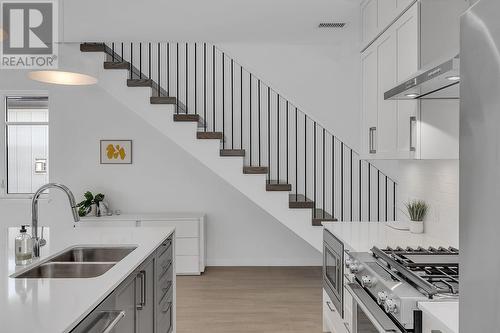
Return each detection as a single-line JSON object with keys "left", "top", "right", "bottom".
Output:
{"left": 1, "top": 95, "right": 49, "bottom": 196}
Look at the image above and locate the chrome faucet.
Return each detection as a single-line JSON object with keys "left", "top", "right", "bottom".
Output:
{"left": 31, "top": 183, "right": 80, "bottom": 257}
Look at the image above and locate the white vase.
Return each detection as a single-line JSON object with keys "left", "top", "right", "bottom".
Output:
{"left": 409, "top": 220, "right": 424, "bottom": 234}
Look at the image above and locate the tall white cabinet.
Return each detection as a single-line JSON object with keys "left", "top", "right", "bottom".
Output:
{"left": 360, "top": 0, "right": 468, "bottom": 160}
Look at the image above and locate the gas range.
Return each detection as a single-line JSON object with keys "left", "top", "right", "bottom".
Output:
{"left": 345, "top": 246, "right": 459, "bottom": 331}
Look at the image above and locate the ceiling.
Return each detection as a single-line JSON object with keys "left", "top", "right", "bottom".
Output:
{"left": 62, "top": 0, "right": 360, "bottom": 44}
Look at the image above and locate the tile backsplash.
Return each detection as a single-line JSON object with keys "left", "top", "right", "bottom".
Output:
{"left": 398, "top": 160, "right": 459, "bottom": 246}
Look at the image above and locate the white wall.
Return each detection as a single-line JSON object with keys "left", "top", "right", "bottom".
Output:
{"left": 397, "top": 160, "right": 459, "bottom": 246}
{"left": 0, "top": 59, "right": 321, "bottom": 266}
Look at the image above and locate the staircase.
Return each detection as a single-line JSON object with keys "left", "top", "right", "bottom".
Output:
{"left": 80, "top": 42, "right": 397, "bottom": 251}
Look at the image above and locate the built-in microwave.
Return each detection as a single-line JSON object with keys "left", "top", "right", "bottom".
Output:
{"left": 323, "top": 229, "right": 344, "bottom": 318}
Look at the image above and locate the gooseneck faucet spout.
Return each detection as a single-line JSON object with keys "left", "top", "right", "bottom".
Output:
{"left": 31, "top": 183, "right": 80, "bottom": 258}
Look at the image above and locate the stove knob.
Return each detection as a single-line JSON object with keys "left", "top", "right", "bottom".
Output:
{"left": 384, "top": 299, "right": 398, "bottom": 314}
{"left": 361, "top": 275, "right": 376, "bottom": 288}
{"left": 349, "top": 262, "right": 363, "bottom": 273}
{"left": 377, "top": 291, "right": 388, "bottom": 305}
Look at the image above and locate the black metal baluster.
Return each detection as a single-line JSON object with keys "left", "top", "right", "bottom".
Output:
{"left": 148, "top": 43, "right": 151, "bottom": 79}
{"left": 341, "top": 142, "right": 344, "bottom": 221}
{"left": 186, "top": 43, "right": 188, "bottom": 114}
{"left": 359, "top": 160, "right": 362, "bottom": 220}
{"left": 377, "top": 170, "right": 380, "bottom": 222}
{"left": 231, "top": 59, "right": 234, "bottom": 148}
{"left": 249, "top": 73, "right": 252, "bottom": 165}
{"left": 304, "top": 114, "right": 307, "bottom": 200}
{"left": 313, "top": 122, "right": 316, "bottom": 213}
{"left": 194, "top": 43, "right": 197, "bottom": 115}
{"left": 139, "top": 42, "right": 142, "bottom": 79}
{"left": 368, "top": 163, "right": 371, "bottom": 222}
{"left": 112, "top": 42, "right": 115, "bottom": 61}
{"left": 157, "top": 43, "right": 160, "bottom": 97}
{"left": 393, "top": 182, "right": 396, "bottom": 220}
{"left": 286, "top": 101, "right": 289, "bottom": 184}
{"left": 277, "top": 95, "right": 280, "bottom": 183}
{"left": 268, "top": 87, "right": 271, "bottom": 183}
{"left": 385, "top": 175, "right": 388, "bottom": 221}
{"left": 212, "top": 45, "right": 216, "bottom": 132}
{"left": 167, "top": 43, "right": 170, "bottom": 96}
{"left": 121, "top": 42, "right": 123, "bottom": 60}
{"left": 222, "top": 52, "right": 225, "bottom": 148}
{"left": 240, "top": 66, "right": 243, "bottom": 148}
{"left": 176, "top": 43, "right": 179, "bottom": 114}
{"left": 322, "top": 128, "right": 325, "bottom": 218}
{"left": 258, "top": 80, "right": 261, "bottom": 166}
{"left": 204, "top": 43, "right": 207, "bottom": 131}
{"left": 130, "top": 42, "right": 133, "bottom": 79}
{"left": 295, "top": 107, "right": 298, "bottom": 201}
{"left": 350, "top": 149, "right": 353, "bottom": 221}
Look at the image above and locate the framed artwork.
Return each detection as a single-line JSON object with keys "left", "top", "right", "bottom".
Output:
{"left": 100, "top": 140, "right": 132, "bottom": 164}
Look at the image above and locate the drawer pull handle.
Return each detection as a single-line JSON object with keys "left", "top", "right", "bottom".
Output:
{"left": 101, "top": 311, "right": 126, "bottom": 333}
{"left": 326, "top": 301, "right": 335, "bottom": 312}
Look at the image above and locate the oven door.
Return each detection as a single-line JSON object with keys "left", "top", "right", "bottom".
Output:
{"left": 323, "top": 229, "right": 343, "bottom": 317}
{"left": 346, "top": 282, "right": 402, "bottom": 333}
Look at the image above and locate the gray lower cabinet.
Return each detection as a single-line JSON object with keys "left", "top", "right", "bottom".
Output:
{"left": 71, "top": 234, "right": 174, "bottom": 333}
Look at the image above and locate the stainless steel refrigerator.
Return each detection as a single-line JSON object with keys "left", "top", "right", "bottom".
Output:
{"left": 461, "top": 0, "right": 500, "bottom": 331}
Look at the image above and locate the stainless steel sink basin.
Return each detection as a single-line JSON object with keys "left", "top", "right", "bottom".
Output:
{"left": 48, "top": 246, "right": 137, "bottom": 263}
{"left": 13, "top": 246, "right": 137, "bottom": 279}
{"left": 15, "top": 262, "right": 116, "bottom": 278}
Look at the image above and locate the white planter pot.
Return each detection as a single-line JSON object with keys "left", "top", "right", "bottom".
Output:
{"left": 409, "top": 221, "right": 424, "bottom": 234}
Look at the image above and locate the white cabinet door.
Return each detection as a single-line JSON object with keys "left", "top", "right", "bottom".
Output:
{"left": 362, "top": 48, "right": 378, "bottom": 156}
{"left": 376, "top": 33, "right": 397, "bottom": 157}
{"left": 378, "top": 0, "right": 397, "bottom": 33}
{"left": 361, "top": 0, "right": 378, "bottom": 46}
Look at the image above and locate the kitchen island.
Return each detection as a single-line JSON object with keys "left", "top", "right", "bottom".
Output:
{"left": 322, "top": 222, "right": 458, "bottom": 333}
{"left": 0, "top": 226, "right": 175, "bottom": 333}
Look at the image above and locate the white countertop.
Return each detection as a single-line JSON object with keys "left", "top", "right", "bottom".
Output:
{"left": 418, "top": 301, "right": 459, "bottom": 333}
{"left": 322, "top": 221, "right": 458, "bottom": 252}
{"left": 0, "top": 225, "right": 175, "bottom": 333}
{"left": 81, "top": 212, "right": 204, "bottom": 221}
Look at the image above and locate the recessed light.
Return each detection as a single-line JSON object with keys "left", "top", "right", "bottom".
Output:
{"left": 446, "top": 75, "right": 460, "bottom": 81}
{"left": 29, "top": 71, "right": 98, "bottom": 86}
{"left": 405, "top": 93, "right": 420, "bottom": 98}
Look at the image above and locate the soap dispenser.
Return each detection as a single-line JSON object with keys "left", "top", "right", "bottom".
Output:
{"left": 15, "top": 225, "right": 33, "bottom": 265}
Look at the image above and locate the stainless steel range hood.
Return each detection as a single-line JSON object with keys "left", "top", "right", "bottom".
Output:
{"left": 384, "top": 55, "right": 460, "bottom": 100}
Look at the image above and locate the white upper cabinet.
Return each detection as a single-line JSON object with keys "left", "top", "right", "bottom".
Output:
{"left": 361, "top": 0, "right": 466, "bottom": 160}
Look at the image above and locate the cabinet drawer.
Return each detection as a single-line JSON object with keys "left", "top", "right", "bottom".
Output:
{"left": 158, "top": 288, "right": 173, "bottom": 333}
{"left": 141, "top": 219, "right": 199, "bottom": 238}
{"left": 158, "top": 237, "right": 173, "bottom": 257}
{"left": 176, "top": 255, "right": 199, "bottom": 274}
{"left": 157, "top": 245, "right": 173, "bottom": 280}
{"left": 176, "top": 238, "right": 199, "bottom": 256}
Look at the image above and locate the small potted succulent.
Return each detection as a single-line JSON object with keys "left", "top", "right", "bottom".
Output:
{"left": 404, "top": 200, "right": 428, "bottom": 234}
{"left": 77, "top": 191, "right": 105, "bottom": 217}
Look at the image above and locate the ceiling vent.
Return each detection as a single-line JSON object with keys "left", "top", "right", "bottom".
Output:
{"left": 318, "top": 22, "right": 347, "bottom": 29}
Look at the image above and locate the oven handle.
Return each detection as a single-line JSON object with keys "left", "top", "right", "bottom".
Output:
{"left": 346, "top": 283, "right": 402, "bottom": 333}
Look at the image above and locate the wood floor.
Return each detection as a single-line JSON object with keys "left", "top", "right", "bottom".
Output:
{"left": 176, "top": 267, "right": 323, "bottom": 333}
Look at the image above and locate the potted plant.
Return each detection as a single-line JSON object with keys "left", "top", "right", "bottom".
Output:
{"left": 404, "top": 200, "right": 428, "bottom": 234}
{"left": 77, "top": 191, "right": 105, "bottom": 217}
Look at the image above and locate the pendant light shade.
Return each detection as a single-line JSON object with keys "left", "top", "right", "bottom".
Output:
{"left": 28, "top": 70, "right": 98, "bottom": 85}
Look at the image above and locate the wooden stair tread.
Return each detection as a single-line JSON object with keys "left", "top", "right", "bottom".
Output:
{"left": 289, "top": 194, "right": 315, "bottom": 209}
{"left": 127, "top": 79, "right": 153, "bottom": 87}
{"left": 312, "top": 209, "right": 337, "bottom": 226}
{"left": 266, "top": 181, "right": 292, "bottom": 191}
{"left": 151, "top": 96, "right": 177, "bottom": 104}
{"left": 174, "top": 114, "right": 200, "bottom": 122}
{"left": 80, "top": 43, "right": 105, "bottom": 52}
{"left": 104, "top": 61, "right": 129, "bottom": 70}
{"left": 197, "top": 132, "right": 224, "bottom": 140}
{"left": 243, "top": 166, "right": 268, "bottom": 174}
{"left": 220, "top": 149, "right": 245, "bottom": 157}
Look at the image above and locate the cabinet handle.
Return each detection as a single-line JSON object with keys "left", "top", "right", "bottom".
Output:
{"left": 101, "top": 311, "right": 126, "bottom": 333}
{"left": 369, "top": 127, "right": 377, "bottom": 154}
{"left": 136, "top": 270, "right": 146, "bottom": 310}
{"left": 326, "top": 301, "right": 335, "bottom": 312}
{"left": 409, "top": 116, "right": 417, "bottom": 152}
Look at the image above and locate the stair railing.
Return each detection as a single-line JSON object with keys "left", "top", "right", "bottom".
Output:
{"left": 98, "top": 41, "right": 397, "bottom": 222}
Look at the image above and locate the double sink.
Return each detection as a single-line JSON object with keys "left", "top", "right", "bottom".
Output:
{"left": 14, "top": 246, "right": 137, "bottom": 279}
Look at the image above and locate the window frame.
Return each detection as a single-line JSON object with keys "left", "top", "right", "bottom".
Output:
{"left": 0, "top": 91, "right": 49, "bottom": 199}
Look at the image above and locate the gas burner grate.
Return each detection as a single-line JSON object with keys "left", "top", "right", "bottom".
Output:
{"left": 379, "top": 246, "right": 459, "bottom": 295}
